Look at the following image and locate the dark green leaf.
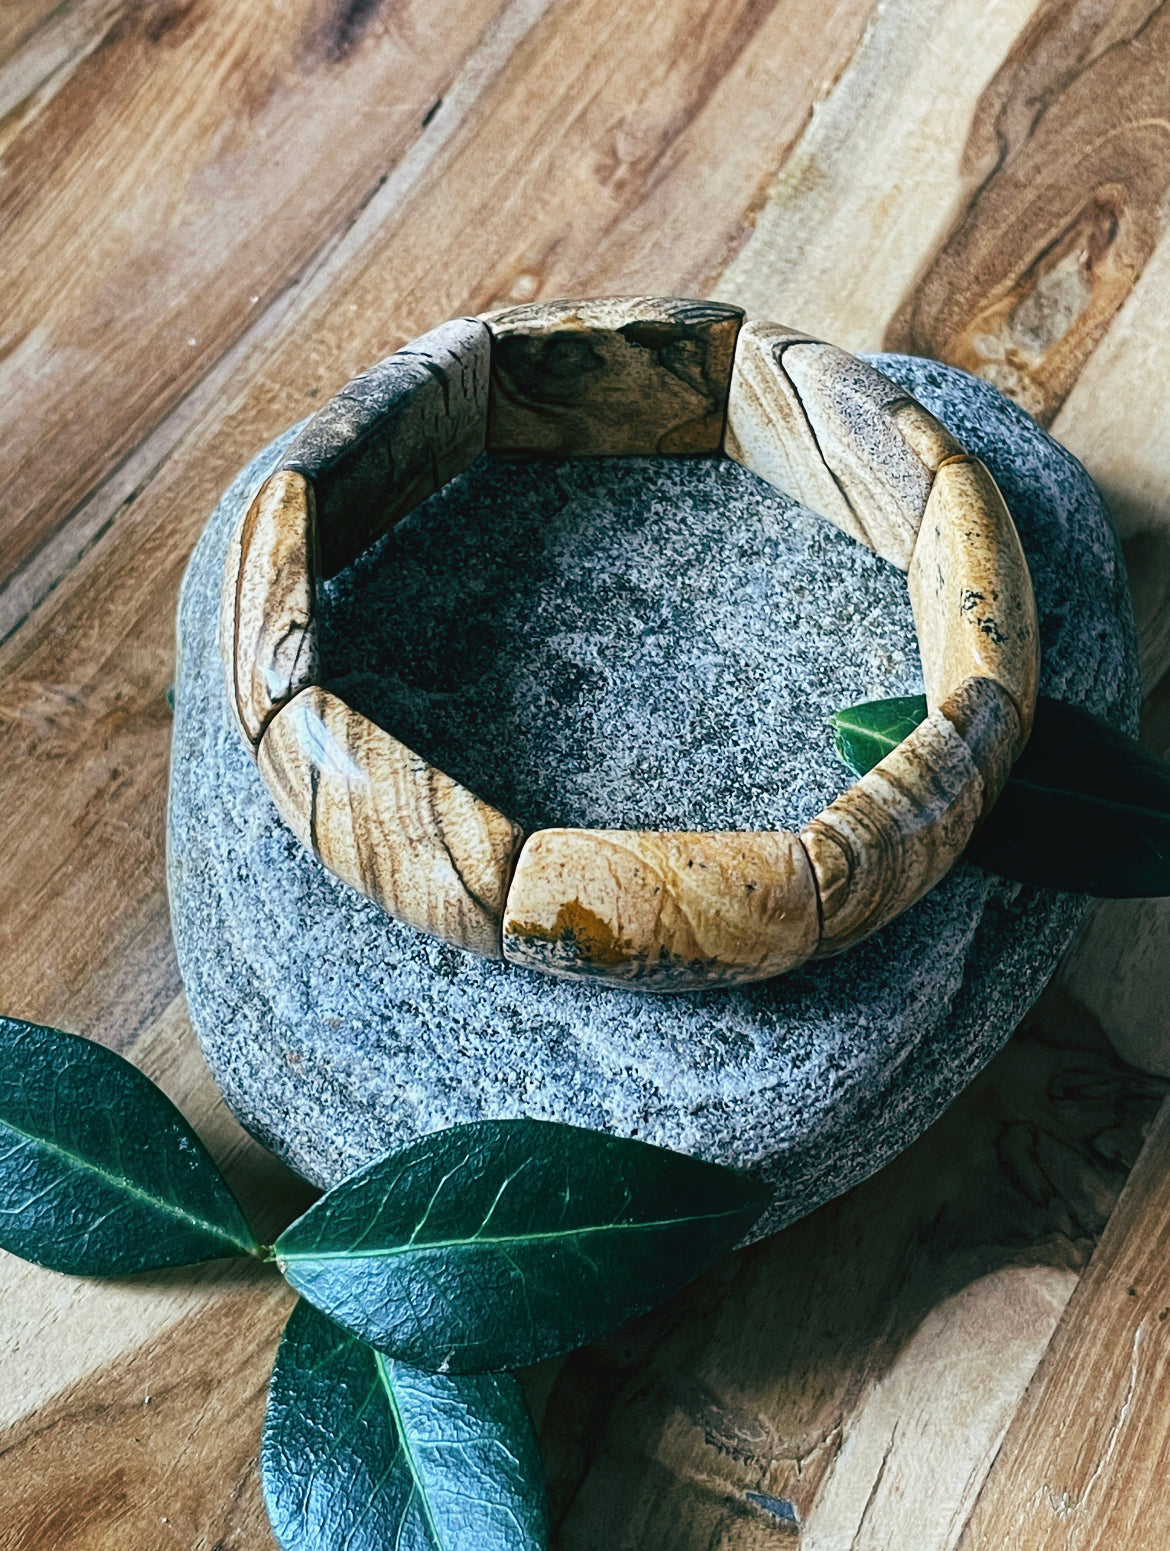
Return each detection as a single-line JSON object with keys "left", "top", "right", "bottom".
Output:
{"left": 0, "top": 1016, "right": 259, "bottom": 1274}
{"left": 262, "top": 1300, "right": 548, "bottom": 1551}
{"left": 832, "top": 695, "right": 1170, "bottom": 896}
{"left": 275, "top": 1119, "right": 767, "bottom": 1371}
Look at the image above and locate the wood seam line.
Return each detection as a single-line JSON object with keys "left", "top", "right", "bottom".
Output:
{"left": 797, "top": 831, "right": 826, "bottom": 943}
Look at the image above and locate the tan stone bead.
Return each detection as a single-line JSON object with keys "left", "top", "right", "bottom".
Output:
{"left": 800, "top": 710, "right": 984, "bottom": 957}
{"left": 501, "top": 827, "right": 819, "bottom": 990}
{"left": 724, "top": 321, "right": 868, "bottom": 546}
{"left": 257, "top": 687, "right": 524, "bottom": 959}
{"left": 219, "top": 469, "right": 318, "bottom": 750}
{"left": 909, "top": 456, "right": 1039, "bottom": 740}
{"left": 889, "top": 398, "right": 965, "bottom": 471}
{"left": 283, "top": 317, "right": 491, "bottom": 577}
{"left": 938, "top": 675, "right": 1022, "bottom": 816}
{"left": 483, "top": 296, "right": 744, "bottom": 457}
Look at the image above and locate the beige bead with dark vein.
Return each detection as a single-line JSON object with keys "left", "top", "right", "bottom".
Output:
{"left": 800, "top": 709, "right": 985, "bottom": 957}
{"left": 502, "top": 828, "right": 819, "bottom": 990}
{"left": 724, "top": 321, "right": 964, "bottom": 568}
{"left": 484, "top": 296, "right": 744, "bottom": 457}
{"left": 219, "top": 469, "right": 318, "bottom": 749}
{"left": 257, "top": 687, "right": 525, "bottom": 959}
{"left": 909, "top": 455, "right": 1040, "bottom": 739}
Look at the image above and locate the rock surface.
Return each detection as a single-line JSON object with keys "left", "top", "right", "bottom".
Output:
{"left": 168, "top": 356, "right": 1138, "bottom": 1236}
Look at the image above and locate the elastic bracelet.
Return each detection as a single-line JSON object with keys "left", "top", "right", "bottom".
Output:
{"left": 220, "top": 297, "right": 1039, "bottom": 992}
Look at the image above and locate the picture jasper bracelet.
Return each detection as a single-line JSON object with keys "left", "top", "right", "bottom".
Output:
{"left": 220, "top": 297, "right": 1039, "bottom": 992}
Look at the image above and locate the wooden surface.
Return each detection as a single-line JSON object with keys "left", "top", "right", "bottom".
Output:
{"left": 3, "top": 1, "right": 1170, "bottom": 1546}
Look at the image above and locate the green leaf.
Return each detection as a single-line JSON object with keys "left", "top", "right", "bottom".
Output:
{"left": 274, "top": 1119, "right": 767, "bottom": 1372}
{"left": 261, "top": 1300, "right": 548, "bottom": 1551}
{"left": 0, "top": 1016, "right": 259, "bottom": 1274}
{"left": 831, "top": 693, "right": 930, "bottom": 775}
{"left": 832, "top": 694, "right": 1170, "bottom": 897}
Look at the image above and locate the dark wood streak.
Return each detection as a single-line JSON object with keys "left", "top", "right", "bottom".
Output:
{"left": 884, "top": 0, "right": 1170, "bottom": 426}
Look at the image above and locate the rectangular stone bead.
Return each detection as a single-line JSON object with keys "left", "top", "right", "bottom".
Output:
{"left": 909, "top": 456, "right": 1040, "bottom": 740}
{"left": 725, "top": 327, "right": 964, "bottom": 570}
{"left": 501, "top": 828, "right": 819, "bottom": 991}
{"left": 483, "top": 296, "right": 744, "bottom": 457}
{"left": 219, "top": 469, "right": 318, "bottom": 749}
{"left": 724, "top": 321, "right": 872, "bottom": 548}
{"left": 800, "top": 710, "right": 984, "bottom": 957}
{"left": 771, "top": 342, "right": 942, "bottom": 569}
{"left": 282, "top": 317, "right": 491, "bottom": 578}
{"left": 257, "top": 687, "right": 524, "bottom": 959}
{"left": 938, "top": 674, "right": 1022, "bottom": 816}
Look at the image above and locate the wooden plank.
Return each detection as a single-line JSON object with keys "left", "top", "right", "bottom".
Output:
{"left": 957, "top": 1092, "right": 1170, "bottom": 1550}
{"left": 0, "top": 0, "right": 71, "bottom": 67}
{"left": 715, "top": 0, "right": 1043, "bottom": 347}
{"left": 884, "top": 0, "right": 1170, "bottom": 428}
{"left": 1049, "top": 223, "right": 1170, "bottom": 692}
{"left": 6, "top": 0, "right": 1170, "bottom": 1542}
{"left": 0, "top": 0, "right": 507, "bottom": 595}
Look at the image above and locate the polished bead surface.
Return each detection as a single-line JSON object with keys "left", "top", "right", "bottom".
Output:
{"left": 258, "top": 686, "right": 524, "bottom": 959}
{"left": 484, "top": 296, "right": 744, "bottom": 457}
{"left": 502, "top": 827, "right": 819, "bottom": 990}
{"left": 219, "top": 468, "right": 318, "bottom": 749}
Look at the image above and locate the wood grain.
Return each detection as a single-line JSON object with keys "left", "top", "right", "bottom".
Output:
{"left": 258, "top": 686, "right": 525, "bottom": 958}
{"left": 884, "top": 0, "right": 1170, "bottom": 427}
{"left": 0, "top": 0, "right": 505, "bottom": 595}
{"left": 502, "top": 828, "right": 819, "bottom": 990}
{"left": 958, "top": 1091, "right": 1170, "bottom": 1550}
{"left": 6, "top": 0, "right": 1170, "bottom": 1540}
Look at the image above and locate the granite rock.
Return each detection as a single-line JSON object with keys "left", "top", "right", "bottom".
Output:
{"left": 168, "top": 356, "right": 1138, "bottom": 1237}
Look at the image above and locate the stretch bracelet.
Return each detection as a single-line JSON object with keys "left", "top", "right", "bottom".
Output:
{"left": 220, "top": 297, "right": 1039, "bottom": 993}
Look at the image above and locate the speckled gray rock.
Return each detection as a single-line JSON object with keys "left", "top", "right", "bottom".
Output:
{"left": 168, "top": 356, "right": 1138, "bottom": 1237}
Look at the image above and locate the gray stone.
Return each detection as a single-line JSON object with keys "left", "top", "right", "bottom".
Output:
{"left": 167, "top": 356, "right": 1138, "bottom": 1238}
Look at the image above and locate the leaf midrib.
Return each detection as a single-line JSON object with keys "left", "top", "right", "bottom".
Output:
{"left": 0, "top": 1115, "right": 254, "bottom": 1256}
{"left": 376, "top": 1355, "right": 448, "bottom": 1551}
{"left": 278, "top": 1201, "right": 752, "bottom": 1264}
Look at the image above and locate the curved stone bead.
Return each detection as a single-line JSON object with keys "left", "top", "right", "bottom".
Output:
{"left": 800, "top": 710, "right": 984, "bottom": 957}
{"left": 282, "top": 317, "right": 491, "bottom": 577}
{"left": 257, "top": 687, "right": 524, "bottom": 959}
{"left": 219, "top": 469, "right": 318, "bottom": 749}
{"left": 909, "top": 456, "right": 1040, "bottom": 740}
{"left": 483, "top": 296, "right": 744, "bottom": 457}
{"left": 938, "top": 674, "right": 1021, "bottom": 816}
{"left": 502, "top": 828, "right": 819, "bottom": 990}
{"left": 724, "top": 323, "right": 963, "bottom": 568}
